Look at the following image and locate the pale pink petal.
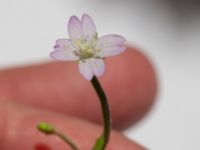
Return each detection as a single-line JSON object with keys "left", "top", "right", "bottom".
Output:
{"left": 55, "top": 39, "right": 71, "bottom": 45}
{"left": 81, "top": 14, "right": 97, "bottom": 41}
{"left": 96, "top": 34, "right": 126, "bottom": 57}
{"left": 50, "top": 49, "right": 78, "bottom": 61}
{"left": 96, "top": 34, "right": 125, "bottom": 47}
{"left": 78, "top": 60, "right": 93, "bottom": 80}
{"left": 89, "top": 58, "right": 105, "bottom": 77}
{"left": 97, "top": 45, "right": 126, "bottom": 57}
{"left": 68, "top": 16, "right": 84, "bottom": 43}
{"left": 54, "top": 39, "right": 71, "bottom": 51}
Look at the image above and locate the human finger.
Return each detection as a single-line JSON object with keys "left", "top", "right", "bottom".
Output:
{"left": 0, "top": 47, "right": 157, "bottom": 129}
{"left": 0, "top": 101, "right": 145, "bottom": 150}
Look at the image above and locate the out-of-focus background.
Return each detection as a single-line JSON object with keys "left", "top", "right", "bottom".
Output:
{"left": 0, "top": 0, "right": 199, "bottom": 149}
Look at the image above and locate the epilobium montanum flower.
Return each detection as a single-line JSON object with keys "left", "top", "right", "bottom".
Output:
{"left": 50, "top": 14, "right": 126, "bottom": 80}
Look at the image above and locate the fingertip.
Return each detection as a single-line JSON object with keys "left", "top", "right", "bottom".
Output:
{"left": 102, "top": 47, "right": 157, "bottom": 129}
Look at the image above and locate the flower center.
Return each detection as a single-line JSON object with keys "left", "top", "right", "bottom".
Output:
{"left": 80, "top": 47, "right": 95, "bottom": 59}
{"left": 75, "top": 40, "right": 96, "bottom": 60}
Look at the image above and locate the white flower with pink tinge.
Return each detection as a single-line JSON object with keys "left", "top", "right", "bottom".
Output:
{"left": 50, "top": 14, "right": 126, "bottom": 80}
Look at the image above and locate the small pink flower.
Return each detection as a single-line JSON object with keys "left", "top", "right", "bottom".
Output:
{"left": 50, "top": 14, "right": 126, "bottom": 80}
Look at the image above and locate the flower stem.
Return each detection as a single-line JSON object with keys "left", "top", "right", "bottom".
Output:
{"left": 91, "top": 76, "right": 111, "bottom": 150}
{"left": 54, "top": 131, "right": 79, "bottom": 150}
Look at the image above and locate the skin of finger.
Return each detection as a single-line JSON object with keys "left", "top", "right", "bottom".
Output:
{"left": 0, "top": 101, "right": 145, "bottom": 150}
{"left": 0, "top": 47, "right": 157, "bottom": 129}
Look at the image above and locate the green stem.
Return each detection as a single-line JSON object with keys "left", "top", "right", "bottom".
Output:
{"left": 54, "top": 131, "right": 79, "bottom": 150}
{"left": 37, "top": 122, "right": 79, "bottom": 150}
{"left": 91, "top": 76, "right": 111, "bottom": 150}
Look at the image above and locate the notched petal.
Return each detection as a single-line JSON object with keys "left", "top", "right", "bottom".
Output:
{"left": 55, "top": 39, "right": 71, "bottom": 45}
{"left": 96, "top": 34, "right": 126, "bottom": 57}
{"left": 50, "top": 50, "right": 78, "bottom": 61}
{"left": 54, "top": 39, "right": 71, "bottom": 50}
{"left": 81, "top": 14, "right": 97, "bottom": 41}
{"left": 89, "top": 58, "right": 105, "bottom": 77}
{"left": 99, "top": 45, "right": 126, "bottom": 57}
{"left": 78, "top": 61, "right": 93, "bottom": 80}
{"left": 96, "top": 34, "right": 126, "bottom": 48}
{"left": 68, "top": 16, "right": 83, "bottom": 42}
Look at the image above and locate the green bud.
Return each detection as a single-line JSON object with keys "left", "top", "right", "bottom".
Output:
{"left": 37, "top": 122, "right": 55, "bottom": 134}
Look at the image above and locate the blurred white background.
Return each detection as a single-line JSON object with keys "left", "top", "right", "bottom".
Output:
{"left": 0, "top": 0, "right": 200, "bottom": 149}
